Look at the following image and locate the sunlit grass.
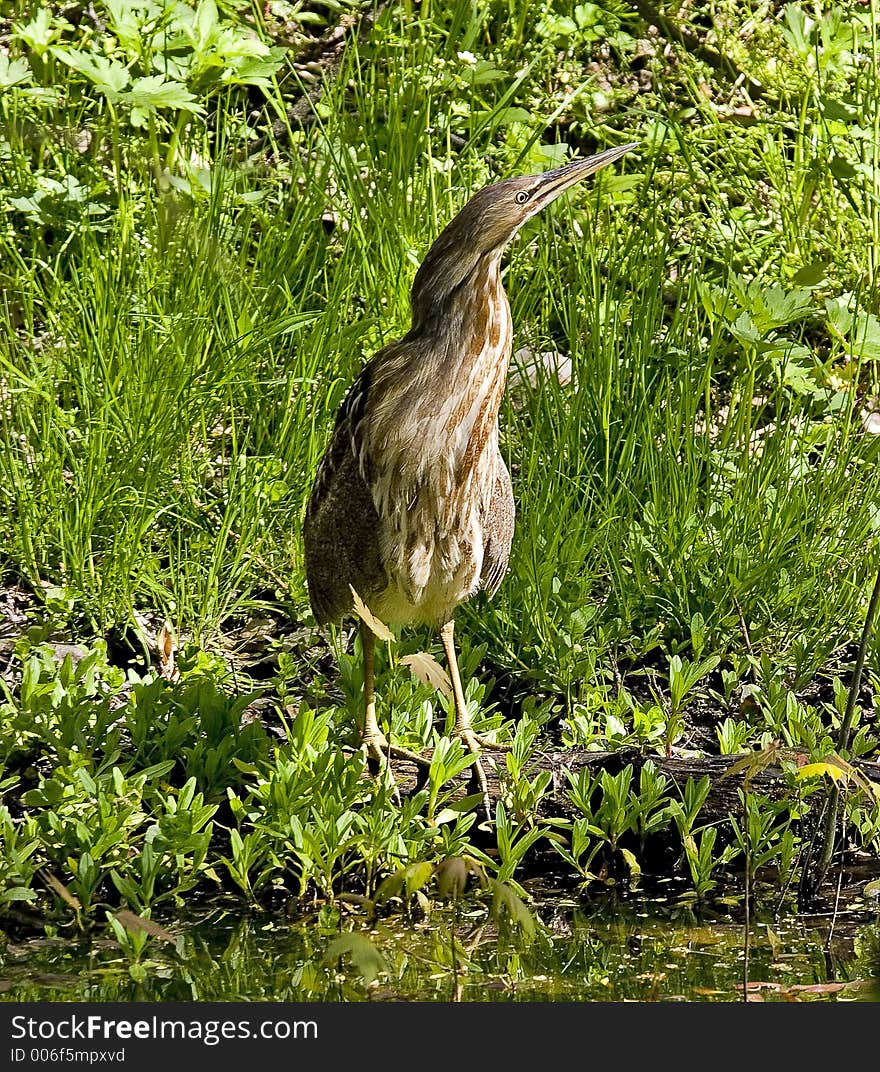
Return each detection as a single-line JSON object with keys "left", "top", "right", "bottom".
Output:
{"left": 2, "top": 0, "right": 880, "bottom": 940}
{"left": 3, "top": 5, "right": 878, "bottom": 684}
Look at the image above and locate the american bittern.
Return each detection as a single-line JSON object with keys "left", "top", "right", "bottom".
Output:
{"left": 304, "top": 144, "right": 635, "bottom": 810}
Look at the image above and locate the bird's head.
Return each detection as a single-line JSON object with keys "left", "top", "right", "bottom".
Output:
{"left": 458, "top": 142, "right": 638, "bottom": 253}
{"left": 411, "top": 143, "right": 636, "bottom": 322}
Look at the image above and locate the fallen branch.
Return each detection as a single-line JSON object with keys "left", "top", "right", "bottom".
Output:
{"left": 388, "top": 745, "right": 880, "bottom": 824}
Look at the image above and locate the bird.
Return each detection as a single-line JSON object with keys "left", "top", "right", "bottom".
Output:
{"left": 304, "top": 143, "right": 636, "bottom": 811}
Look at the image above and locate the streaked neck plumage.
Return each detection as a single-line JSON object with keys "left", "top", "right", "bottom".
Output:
{"left": 362, "top": 243, "right": 513, "bottom": 622}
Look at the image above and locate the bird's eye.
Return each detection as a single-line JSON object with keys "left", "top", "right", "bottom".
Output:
{"left": 514, "top": 190, "right": 529, "bottom": 204}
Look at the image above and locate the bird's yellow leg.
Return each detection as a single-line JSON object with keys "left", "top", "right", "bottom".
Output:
{"left": 440, "top": 619, "right": 510, "bottom": 820}
{"left": 360, "top": 622, "right": 429, "bottom": 770}
{"left": 440, "top": 619, "right": 511, "bottom": 752}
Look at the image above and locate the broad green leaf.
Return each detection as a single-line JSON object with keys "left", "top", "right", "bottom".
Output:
{"left": 617, "top": 844, "right": 638, "bottom": 879}
{"left": 195, "top": 0, "right": 221, "bottom": 50}
{"left": 0, "top": 54, "right": 32, "bottom": 89}
{"left": 219, "top": 53, "right": 285, "bottom": 88}
{"left": 729, "top": 310, "right": 762, "bottom": 346}
{"left": 2, "top": 887, "right": 37, "bottom": 902}
{"left": 403, "top": 860, "right": 434, "bottom": 894}
{"left": 52, "top": 48, "right": 130, "bottom": 95}
{"left": 467, "top": 61, "right": 507, "bottom": 85}
{"left": 488, "top": 878, "right": 536, "bottom": 942}
{"left": 795, "top": 761, "right": 846, "bottom": 782}
{"left": 756, "top": 285, "right": 813, "bottom": 329}
{"left": 374, "top": 867, "right": 406, "bottom": 903}
{"left": 103, "top": 0, "right": 147, "bottom": 59}
{"left": 434, "top": 807, "right": 466, "bottom": 824}
{"left": 125, "top": 75, "right": 205, "bottom": 114}
{"left": 793, "top": 259, "right": 829, "bottom": 287}
{"left": 825, "top": 295, "right": 854, "bottom": 337}
{"left": 795, "top": 754, "right": 879, "bottom": 797}
{"left": 848, "top": 311, "right": 880, "bottom": 360}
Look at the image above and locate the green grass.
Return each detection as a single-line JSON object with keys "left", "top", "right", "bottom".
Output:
{"left": 2, "top": 1, "right": 878, "bottom": 660}
{"left": 2, "top": 0, "right": 880, "bottom": 939}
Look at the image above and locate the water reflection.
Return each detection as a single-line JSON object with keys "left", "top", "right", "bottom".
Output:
{"left": 2, "top": 898, "right": 878, "bottom": 1003}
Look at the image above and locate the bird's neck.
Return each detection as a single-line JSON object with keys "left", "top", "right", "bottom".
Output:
{"left": 405, "top": 249, "right": 512, "bottom": 436}
{"left": 410, "top": 245, "right": 502, "bottom": 333}
{"left": 409, "top": 247, "right": 511, "bottom": 374}
{"left": 365, "top": 249, "right": 512, "bottom": 612}
{"left": 363, "top": 248, "right": 512, "bottom": 493}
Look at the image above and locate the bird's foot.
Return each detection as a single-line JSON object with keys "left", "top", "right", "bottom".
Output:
{"left": 454, "top": 728, "right": 507, "bottom": 824}
{"left": 360, "top": 731, "right": 431, "bottom": 801}
{"left": 455, "top": 727, "right": 512, "bottom": 753}
{"left": 361, "top": 731, "right": 430, "bottom": 768}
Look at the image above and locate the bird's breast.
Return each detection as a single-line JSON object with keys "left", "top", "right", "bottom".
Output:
{"left": 368, "top": 427, "right": 499, "bottom": 627}
{"left": 363, "top": 288, "right": 512, "bottom": 627}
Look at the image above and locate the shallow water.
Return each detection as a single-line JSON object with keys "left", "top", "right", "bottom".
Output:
{"left": 2, "top": 892, "right": 878, "bottom": 1003}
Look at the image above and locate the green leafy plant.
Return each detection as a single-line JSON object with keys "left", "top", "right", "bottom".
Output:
{"left": 669, "top": 776, "right": 736, "bottom": 900}
{"left": 661, "top": 654, "right": 722, "bottom": 757}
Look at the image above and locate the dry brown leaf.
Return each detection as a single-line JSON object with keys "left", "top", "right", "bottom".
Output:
{"left": 401, "top": 651, "right": 453, "bottom": 700}
{"left": 349, "top": 586, "right": 394, "bottom": 642}
{"left": 788, "top": 982, "right": 847, "bottom": 994}
{"left": 114, "top": 909, "right": 176, "bottom": 944}
{"left": 156, "top": 619, "right": 177, "bottom": 680}
{"left": 40, "top": 870, "right": 81, "bottom": 910}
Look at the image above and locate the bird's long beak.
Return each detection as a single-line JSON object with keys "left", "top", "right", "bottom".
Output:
{"left": 531, "top": 142, "right": 638, "bottom": 208}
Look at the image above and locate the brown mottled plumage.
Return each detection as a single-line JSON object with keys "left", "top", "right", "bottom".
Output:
{"left": 304, "top": 144, "right": 635, "bottom": 811}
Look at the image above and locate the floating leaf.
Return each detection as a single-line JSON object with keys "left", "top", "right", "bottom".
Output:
{"left": 323, "top": 932, "right": 386, "bottom": 985}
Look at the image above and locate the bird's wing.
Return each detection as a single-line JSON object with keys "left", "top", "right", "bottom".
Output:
{"left": 304, "top": 365, "right": 386, "bottom": 624}
{"left": 480, "top": 456, "right": 515, "bottom": 598}
{"left": 306, "top": 364, "right": 373, "bottom": 519}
